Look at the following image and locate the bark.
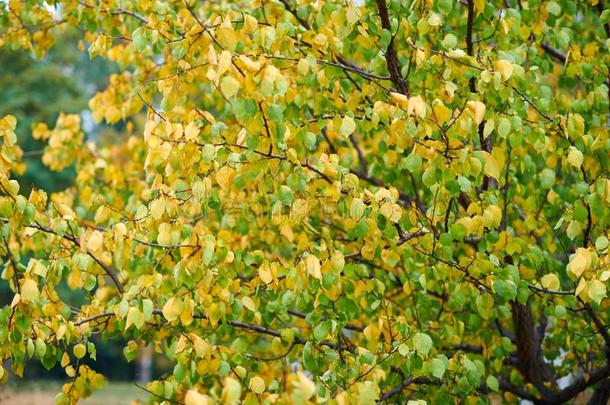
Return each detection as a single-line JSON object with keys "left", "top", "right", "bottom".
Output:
{"left": 512, "top": 301, "right": 557, "bottom": 396}
{"left": 587, "top": 379, "right": 610, "bottom": 405}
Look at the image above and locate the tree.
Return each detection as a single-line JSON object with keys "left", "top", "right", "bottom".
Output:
{"left": 0, "top": 0, "right": 609, "bottom": 403}
{"left": 0, "top": 28, "right": 116, "bottom": 194}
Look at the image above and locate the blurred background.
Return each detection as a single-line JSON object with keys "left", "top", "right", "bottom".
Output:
{"left": 0, "top": 28, "right": 169, "bottom": 405}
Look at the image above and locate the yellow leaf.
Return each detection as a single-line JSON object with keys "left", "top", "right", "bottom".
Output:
{"left": 313, "top": 33, "right": 328, "bottom": 48}
{"left": 432, "top": 100, "right": 451, "bottom": 124}
{"left": 162, "top": 297, "right": 183, "bottom": 322}
{"left": 73, "top": 343, "right": 86, "bottom": 359}
{"left": 61, "top": 352, "right": 70, "bottom": 367}
{"left": 242, "top": 296, "right": 256, "bottom": 311}
{"left": 340, "top": 116, "right": 356, "bottom": 137}
{"left": 65, "top": 365, "right": 76, "bottom": 377}
{"left": 588, "top": 279, "right": 606, "bottom": 304}
{"left": 428, "top": 12, "right": 441, "bottom": 27}
{"left": 87, "top": 230, "right": 104, "bottom": 252}
{"left": 575, "top": 277, "right": 587, "bottom": 298}
{"left": 297, "top": 371, "right": 316, "bottom": 400}
{"left": 10, "top": 293, "right": 21, "bottom": 307}
{"left": 480, "top": 151, "right": 500, "bottom": 180}
{"left": 389, "top": 92, "right": 408, "bottom": 108}
{"left": 483, "top": 119, "right": 495, "bottom": 138}
{"left": 447, "top": 49, "right": 466, "bottom": 58}
{"left": 220, "top": 76, "right": 240, "bottom": 98}
{"left": 192, "top": 334, "right": 212, "bottom": 357}
{"left": 184, "top": 122, "right": 200, "bottom": 141}
{"left": 363, "top": 323, "right": 380, "bottom": 341}
{"left": 238, "top": 55, "right": 260, "bottom": 72}
{"left": 416, "top": 48, "right": 426, "bottom": 66}
{"left": 567, "top": 248, "right": 592, "bottom": 279}
{"left": 297, "top": 58, "right": 310, "bottom": 75}
{"left": 305, "top": 255, "right": 322, "bottom": 280}
{"left": 105, "top": 105, "right": 122, "bottom": 124}
{"left": 249, "top": 376, "right": 265, "bottom": 394}
{"left": 474, "top": 0, "right": 485, "bottom": 15}
{"left": 541, "top": 274, "right": 560, "bottom": 291}
{"left": 407, "top": 96, "right": 426, "bottom": 118}
{"left": 331, "top": 251, "right": 345, "bottom": 272}
{"left": 216, "top": 27, "right": 238, "bottom": 52}
{"left": 221, "top": 377, "right": 241, "bottom": 405}
{"left": 258, "top": 262, "right": 274, "bottom": 284}
{"left": 21, "top": 279, "right": 39, "bottom": 303}
{"left": 150, "top": 198, "right": 166, "bottom": 220}
{"left": 494, "top": 59, "right": 513, "bottom": 80}
{"left": 346, "top": 6, "right": 361, "bottom": 25}
{"left": 94, "top": 205, "right": 111, "bottom": 224}
{"left": 244, "top": 15, "right": 258, "bottom": 33}
{"left": 218, "top": 50, "right": 232, "bottom": 76}
{"left": 180, "top": 298, "right": 194, "bottom": 326}
{"left": 29, "top": 259, "right": 48, "bottom": 278}
{"left": 567, "top": 146, "right": 583, "bottom": 168}
{"left": 380, "top": 202, "right": 402, "bottom": 223}
{"left": 157, "top": 223, "right": 172, "bottom": 246}
{"left": 185, "top": 390, "right": 210, "bottom": 405}
{"left": 482, "top": 205, "right": 502, "bottom": 228}
{"left": 466, "top": 101, "right": 486, "bottom": 124}
{"left": 215, "top": 166, "right": 235, "bottom": 191}
{"left": 125, "top": 307, "right": 142, "bottom": 330}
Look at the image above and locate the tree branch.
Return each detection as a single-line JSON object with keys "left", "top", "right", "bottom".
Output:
{"left": 29, "top": 221, "right": 124, "bottom": 294}
{"left": 374, "top": 0, "right": 409, "bottom": 95}
{"left": 545, "top": 365, "right": 610, "bottom": 404}
{"left": 378, "top": 376, "right": 440, "bottom": 402}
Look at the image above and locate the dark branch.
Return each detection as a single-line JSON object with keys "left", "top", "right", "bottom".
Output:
{"left": 374, "top": 0, "right": 409, "bottom": 95}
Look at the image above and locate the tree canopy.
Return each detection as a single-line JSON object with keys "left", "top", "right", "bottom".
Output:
{"left": 1, "top": 0, "right": 610, "bottom": 403}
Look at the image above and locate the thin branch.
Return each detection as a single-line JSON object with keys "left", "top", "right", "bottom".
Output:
{"left": 150, "top": 309, "right": 339, "bottom": 349}
{"left": 540, "top": 42, "right": 566, "bottom": 64}
{"left": 74, "top": 312, "right": 115, "bottom": 326}
{"left": 512, "top": 87, "right": 553, "bottom": 122}
{"left": 374, "top": 0, "right": 408, "bottom": 95}
{"left": 378, "top": 376, "right": 440, "bottom": 402}
{"left": 28, "top": 221, "right": 124, "bottom": 293}
{"left": 546, "top": 365, "right": 610, "bottom": 404}
{"left": 349, "top": 133, "right": 368, "bottom": 176}
{"left": 277, "top": 0, "right": 310, "bottom": 30}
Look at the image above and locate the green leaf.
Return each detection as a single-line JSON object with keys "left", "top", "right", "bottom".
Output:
{"left": 540, "top": 168, "right": 555, "bottom": 189}
{"left": 73, "top": 343, "right": 86, "bottom": 359}
{"left": 404, "top": 153, "right": 422, "bottom": 173}
{"left": 546, "top": 1, "right": 561, "bottom": 16}
{"left": 486, "top": 375, "right": 499, "bottom": 392}
{"left": 143, "top": 299, "right": 153, "bottom": 321}
{"left": 430, "top": 356, "right": 447, "bottom": 379}
{"left": 340, "top": 116, "right": 356, "bottom": 137}
{"left": 413, "top": 333, "right": 433, "bottom": 356}
{"left": 497, "top": 117, "right": 511, "bottom": 138}
{"left": 132, "top": 27, "right": 147, "bottom": 51}
{"left": 493, "top": 279, "right": 517, "bottom": 300}
{"left": 595, "top": 236, "right": 608, "bottom": 251}
{"left": 313, "top": 321, "right": 331, "bottom": 341}
{"left": 566, "top": 220, "right": 581, "bottom": 240}
{"left": 476, "top": 294, "right": 494, "bottom": 320}
{"left": 35, "top": 339, "right": 46, "bottom": 359}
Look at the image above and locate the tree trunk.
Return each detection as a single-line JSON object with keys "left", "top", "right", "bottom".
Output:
{"left": 512, "top": 301, "right": 557, "bottom": 396}
{"left": 136, "top": 344, "right": 154, "bottom": 383}
{"left": 588, "top": 379, "right": 610, "bottom": 405}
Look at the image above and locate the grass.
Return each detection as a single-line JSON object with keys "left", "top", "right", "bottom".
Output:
{"left": 0, "top": 380, "right": 149, "bottom": 405}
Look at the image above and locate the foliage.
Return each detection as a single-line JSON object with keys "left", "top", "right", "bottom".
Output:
{"left": 0, "top": 29, "right": 113, "bottom": 194}
{"left": 1, "top": 0, "right": 610, "bottom": 404}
